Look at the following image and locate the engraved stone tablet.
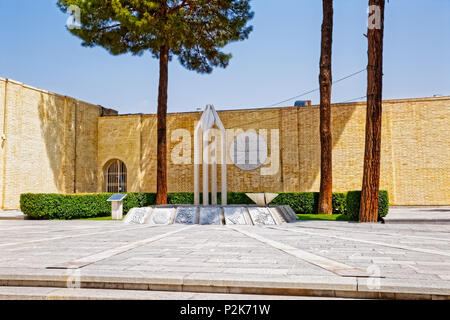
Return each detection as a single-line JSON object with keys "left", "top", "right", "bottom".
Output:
{"left": 248, "top": 207, "right": 276, "bottom": 225}
{"left": 199, "top": 207, "right": 222, "bottom": 225}
{"left": 175, "top": 207, "right": 198, "bottom": 225}
{"left": 123, "top": 207, "right": 152, "bottom": 225}
{"left": 271, "top": 207, "right": 289, "bottom": 223}
{"left": 280, "top": 205, "right": 297, "bottom": 221}
{"left": 149, "top": 208, "right": 176, "bottom": 225}
{"left": 224, "top": 207, "right": 249, "bottom": 225}
{"left": 268, "top": 207, "right": 283, "bottom": 224}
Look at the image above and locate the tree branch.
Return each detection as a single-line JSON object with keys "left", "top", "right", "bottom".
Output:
{"left": 168, "top": 0, "right": 192, "bottom": 15}
{"left": 97, "top": 24, "right": 121, "bottom": 31}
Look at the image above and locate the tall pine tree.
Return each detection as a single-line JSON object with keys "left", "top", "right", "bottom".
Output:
{"left": 318, "top": 0, "right": 333, "bottom": 215}
{"left": 57, "top": 0, "right": 253, "bottom": 204}
{"left": 360, "top": 0, "right": 385, "bottom": 222}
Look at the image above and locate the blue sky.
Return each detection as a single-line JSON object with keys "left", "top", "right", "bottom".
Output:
{"left": 0, "top": 0, "right": 449, "bottom": 114}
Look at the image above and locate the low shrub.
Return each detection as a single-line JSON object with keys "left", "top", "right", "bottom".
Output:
{"left": 168, "top": 193, "right": 194, "bottom": 205}
{"left": 167, "top": 192, "right": 254, "bottom": 205}
{"left": 20, "top": 192, "right": 254, "bottom": 219}
{"left": 270, "top": 192, "right": 347, "bottom": 215}
{"left": 224, "top": 192, "right": 255, "bottom": 205}
{"left": 270, "top": 192, "right": 317, "bottom": 215}
{"left": 345, "top": 190, "right": 390, "bottom": 221}
{"left": 20, "top": 193, "right": 148, "bottom": 220}
{"left": 21, "top": 191, "right": 380, "bottom": 220}
{"left": 140, "top": 193, "right": 157, "bottom": 207}
{"left": 332, "top": 193, "right": 347, "bottom": 215}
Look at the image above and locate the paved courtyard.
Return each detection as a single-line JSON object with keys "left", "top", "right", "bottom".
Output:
{"left": 1, "top": 218, "right": 450, "bottom": 299}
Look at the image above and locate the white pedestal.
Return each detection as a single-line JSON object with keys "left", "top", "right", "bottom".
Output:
{"left": 111, "top": 201, "right": 124, "bottom": 220}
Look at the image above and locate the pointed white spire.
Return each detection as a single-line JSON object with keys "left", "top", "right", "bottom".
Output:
{"left": 194, "top": 105, "right": 227, "bottom": 206}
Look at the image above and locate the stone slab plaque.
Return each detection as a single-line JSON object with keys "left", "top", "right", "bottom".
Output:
{"left": 123, "top": 207, "right": 152, "bottom": 225}
{"left": 248, "top": 207, "right": 276, "bottom": 225}
{"left": 268, "top": 207, "right": 285, "bottom": 224}
{"left": 149, "top": 208, "right": 176, "bottom": 225}
{"left": 224, "top": 207, "right": 250, "bottom": 225}
{"left": 199, "top": 207, "right": 222, "bottom": 225}
{"left": 271, "top": 206, "right": 291, "bottom": 223}
{"left": 280, "top": 205, "right": 297, "bottom": 221}
{"left": 175, "top": 207, "right": 198, "bottom": 225}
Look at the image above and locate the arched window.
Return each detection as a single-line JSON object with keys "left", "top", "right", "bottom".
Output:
{"left": 104, "top": 160, "right": 127, "bottom": 193}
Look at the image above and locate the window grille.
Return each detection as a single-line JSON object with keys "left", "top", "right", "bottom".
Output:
{"left": 105, "top": 160, "right": 127, "bottom": 193}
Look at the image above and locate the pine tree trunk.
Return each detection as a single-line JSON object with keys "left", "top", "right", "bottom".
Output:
{"left": 360, "top": 0, "right": 385, "bottom": 222}
{"left": 318, "top": 0, "right": 333, "bottom": 215}
{"left": 156, "top": 45, "right": 169, "bottom": 205}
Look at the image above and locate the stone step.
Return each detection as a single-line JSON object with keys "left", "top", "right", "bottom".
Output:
{"left": 383, "top": 207, "right": 450, "bottom": 225}
{"left": 0, "top": 286, "right": 337, "bottom": 300}
{"left": 0, "top": 211, "right": 28, "bottom": 220}
{"left": 383, "top": 219, "right": 450, "bottom": 225}
{"left": 0, "top": 272, "right": 449, "bottom": 300}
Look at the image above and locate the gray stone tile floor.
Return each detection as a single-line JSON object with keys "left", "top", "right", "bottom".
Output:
{"left": 384, "top": 206, "right": 450, "bottom": 224}
{"left": 1, "top": 218, "right": 450, "bottom": 298}
{"left": 0, "top": 286, "right": 348, "bottom": 300}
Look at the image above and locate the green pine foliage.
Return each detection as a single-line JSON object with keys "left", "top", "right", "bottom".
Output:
{"left": 57, "top": 0, "right": 254, "bottom": 73}
{"left": 56, "top": 1, "right": 254, "bottom": 204}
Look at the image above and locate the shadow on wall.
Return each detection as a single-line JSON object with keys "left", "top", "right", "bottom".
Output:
{"left": 297, "top": 105, "right": 362, "bottom": 193}
{"left": 218, "top": 105, "right": 359, "bottom": 193}
{"left": 97, "top": 115, "right": 144, "bottom": 193}
{"left": 141, "top": 116, "right": 158, "bottom": 192}
{"left": 140, "top": 106, "right": 361, "bottom": 194}
{"left": 74, "top": 99, "right": 101, "bottom": 193}
{"left": 37, "top": 93, "right": 69, "bottom": 193}
{"left": 38, "top": 92, "right": 100, "bottom": 195}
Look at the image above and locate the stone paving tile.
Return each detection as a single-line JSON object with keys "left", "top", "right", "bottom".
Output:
{"left": 230, "top": 225, "right": 450, "bottom": 282}
{"left": 384, "top": 207, "right": 450, "bottom": 224}
{"left": 0, "top": 286, "right": 345, "bottom": 300}
{"left": 1, "top": 220, "right": 450, "bottom": 298}
{"left": 417, "top": 261, "right": 450, "bottom": 266}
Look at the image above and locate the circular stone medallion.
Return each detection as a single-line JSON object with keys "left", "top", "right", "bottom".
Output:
{"left": 230, "top": 131, "right": 268, "bottom": 171}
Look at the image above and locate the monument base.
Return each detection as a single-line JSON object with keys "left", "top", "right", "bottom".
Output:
{"left": 123, "top": 205, "right": 297, "bottom": 226}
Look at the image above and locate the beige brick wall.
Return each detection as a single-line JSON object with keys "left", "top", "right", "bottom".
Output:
{"left": 0, "top": 78, "right": 116, "bottom": 209}
{"left": 386, "top": 99, "right": 450, "bottom": 205}
{"left": 1, "top": 76, "right": 448, "bottom": 208}
{"left": 98, "top": 115, "right": 142, "bottom": 193}
{"left": 0, "top": 80, "right": 6, "bottom": 207}
{"left": 98, "top": 96, "right": 450, "bottom": 206}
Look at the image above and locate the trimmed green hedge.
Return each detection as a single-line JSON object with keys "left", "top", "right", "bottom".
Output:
{"left": 21, "top": 191, "right": 387, "bottom": 220}
{"left": 345, "top": 190, "right": 390, "bottom": 221}
{"left": 167, "top": 192, "right": 346, "bottom": 215}
{"left": 20, "top": 192, "right": 254, "bottom": 220}
{"left": 270, "top": 192, "right": 347, "bottom": 215}
{"left": 166, "top": 193, "right": 254, "bottom": 205}
{"left": 20, "top": 193, "right": 148, "bottom": 220}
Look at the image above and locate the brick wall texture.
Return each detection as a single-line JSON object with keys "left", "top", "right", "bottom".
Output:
{"left": 0, "top": 78, "right": 117, "bottom": 209}
{"left": 1, "top": 77, "right": 449, "bottom": 209}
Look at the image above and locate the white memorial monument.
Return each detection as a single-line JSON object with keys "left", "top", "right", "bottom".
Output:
{"left": 123, "top": 105, "right": 297, "bottom": 226}
{"left": 194, "top": 105, "right": 227, "bottom": 206}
